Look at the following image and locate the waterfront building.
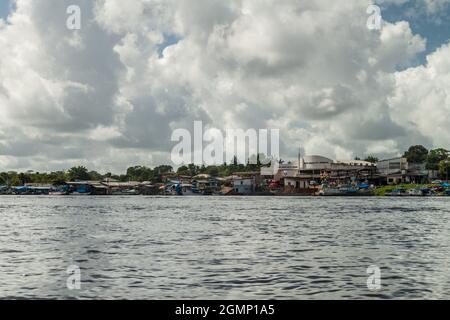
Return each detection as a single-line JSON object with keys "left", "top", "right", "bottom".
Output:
{"left": 233, "top": 178, "right": 256, "bottom": 194}
{"left": 229, "top": 172, "right": 260, "bottom": 194}
{"left": 101, "top": 181, "right": 141, "bottom": 195}
{"left": 13, "top": 184, "right": 53, "bottom": 195}
{"left": 263, "top": 155, "right": 377, "bottom": 194}
{"left": 66, "top": 181, "right": 109, "bottom": 195}
{"left": 66, "top": 180, "right": 152, "bottom": 195}
{"left": 376, "top": 157, "right": 432, "bottom": 184}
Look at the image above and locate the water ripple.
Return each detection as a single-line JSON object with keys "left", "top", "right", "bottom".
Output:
{"left": 0, "top": 196, "right": 449, "bottom": 299}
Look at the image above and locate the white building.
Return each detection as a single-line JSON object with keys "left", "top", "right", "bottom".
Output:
{"left": 377, "top": 157, "right": 431, "bottom": 184}
{"left": 262, "top": 155, "right": 377, "bottom": 192}
{"left": 233, "top": 178, "right": 255, "bottom": 194}
{"left": 377, "top": 157, "right": 408, "bottom": 176}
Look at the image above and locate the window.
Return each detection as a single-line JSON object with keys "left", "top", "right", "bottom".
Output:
{"left": 390, "top": 163, "right": 401, "bottom": 169}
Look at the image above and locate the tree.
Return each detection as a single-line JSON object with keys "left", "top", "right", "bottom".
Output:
{"left": 126, "top": 166, "right": 154, "bottom": 181}
{"left": 364, "top": 155, "right": 379, "bottom": 163}
{"left": 438, "top": 158, "right": 450, "bottom": 180}
{"left": 154, "top": 165, "right": 173, "bottom": 175}
{"left": 10, "top": 175, "right": 21, "bottom": 186}
{"left": 247, "top": 154, "right": 260, "bottom": 171}
{"left": 205, "top": 166, "right": 219, "bottom": 177}
{"left": 18, "top": 173, "right": 32, "bottom": 185}
{"left": 49, "top": 171, "right": 68, "bottom": 185}
{"left": 427, "top": 149, "right": 450, "bottom": 170}
{"left": 403, "top": 145, "right": 429, "bottom": 164}
{"left": 187, "top": 164, "right": 200, "bottom": 176}
{"left": 177, "top": 165, "right": 190, "bottom": 176}
{"left": 68, "top": 166, "right": 91, "bottom": 181}
{"left": 88, "top": 171, "right": 103, "bottom": 181}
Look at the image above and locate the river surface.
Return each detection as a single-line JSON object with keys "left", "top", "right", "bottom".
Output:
{"left": 1, "top": 196, "right": 450, "bottom": 300}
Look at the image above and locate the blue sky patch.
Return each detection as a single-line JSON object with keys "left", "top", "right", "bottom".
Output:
{"left": 0, "top": 1, "right": 10, "bottom": 19}
{"left": 383, "top": 1, "right": 450, "bottom": 64}
{"left": 157, "top": 34, "right": 181, "bottom": 58}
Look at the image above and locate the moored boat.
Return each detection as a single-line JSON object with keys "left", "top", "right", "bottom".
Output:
{"left": 386, "top": 188, "right": 408, "bottom": 197}
{"left": 49, "top": 191, "right": 67, "bottom": 196}
{"left": 0, "top": 186, "right": 10, "bottom": 195}
{"left": 318, "top": 183, "right": 374, "bottom": 196}
{"left": 408, "top": 188, "right": 423, "bottom": 197}
{"left": 420, "top": 187, "right": 434, "bottom": 196}
{"left": 70, "top": 191, "right": 92, "bottom": 196}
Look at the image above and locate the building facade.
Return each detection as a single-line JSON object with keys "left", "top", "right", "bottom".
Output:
{"left": 233, "top": 178, "right": 255, "bottom": 194}
{"left": 262, "top": 155, "right": 377, "bottom": 194}
{"left": 377, "top": 157, "right": 430, "bottom": 184}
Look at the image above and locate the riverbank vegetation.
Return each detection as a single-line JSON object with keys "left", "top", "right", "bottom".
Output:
{"left": 374, "top": 184, "right": 436, "bottom": 196}
{"left": 1, "top": 146, "right": 449, "bottom": 187}
{"left": 0, "top": 156, "right": 266, "bottom": 186}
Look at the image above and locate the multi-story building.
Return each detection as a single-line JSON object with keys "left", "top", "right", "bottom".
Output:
{"left": 377, "top": 157, "right": 432, "bottom": 184}
{"left": 262, "top": 155, "right": 377, "bottom": 193}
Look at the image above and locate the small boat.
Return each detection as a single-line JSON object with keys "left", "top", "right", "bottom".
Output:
{"left": 0, "top": 186, "right": 10, "bottom": 195}
{"left": 318, "top": 187, "right": 341, "bottom": 196}
{"left": 70, "top": 192, "right": 92, "bottom": 196}
{"left": 444, "top": 189, "right": 450, "bottom": 196}
{"left": 181, "top": 184, "right": 196, "bottom": 195}
{"left": 111, "top": 189, "right": 139, "bottom": 195}
{"left": 163, "top": 184, "right": 183, "bottom": 196}
{"left": 386, "top": 188, "right": 408, "bottom": 197}
{"left": 408, "top": 188, "right": 423, "bottom": 197}
{"left": 420, "top": 188, "right": 434, "bottom": 196}
{"left": 318, "top": 184, "right": 374, "bottom": 196}
{"left": 49, "top": 191, "right": 67, "bottom": 196}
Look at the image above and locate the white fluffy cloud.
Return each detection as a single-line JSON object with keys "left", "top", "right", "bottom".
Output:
{"left": 389, "top": 43, "right": 450, "bottom": 147}
{"left": 0, "top": 0, "right": 448, "bottom": 172}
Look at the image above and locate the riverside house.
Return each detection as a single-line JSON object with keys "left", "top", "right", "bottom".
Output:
{"left": 262, "top": 155, "right": 377, "bottom": 194}
{"left": 376, "top": 157, "right": 438, "bottom": 185}
{"left": 65, "top": 180, "right": 157, "bottom": 195}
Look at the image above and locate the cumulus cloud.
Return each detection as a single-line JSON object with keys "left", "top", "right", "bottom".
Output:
{"left": 0, "top": 0, "right": 447, "bottom": 172}
{"left": 389, "top": 42, "right": 450, "bottom": 147}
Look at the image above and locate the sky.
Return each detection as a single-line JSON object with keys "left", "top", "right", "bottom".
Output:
{"left": 0, "top": 1, "right": 11, "bottom": 19}
{"left": 0, "top": 0, "right": 450, "bottom": 173}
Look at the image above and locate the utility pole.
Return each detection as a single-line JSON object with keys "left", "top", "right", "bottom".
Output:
{"left": 446, "top": 160, "right": 449, "bottom": 183}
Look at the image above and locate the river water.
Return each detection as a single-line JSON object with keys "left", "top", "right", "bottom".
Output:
{"left": 1, "top": 196, "right": 450, "bottom": 299}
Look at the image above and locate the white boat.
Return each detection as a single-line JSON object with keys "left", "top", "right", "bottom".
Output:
{"left": 49, "top": 191, "right": 67, "bottom": 196}
{"left": 408, "top": 189, "right": 423, "bottom": 197}
{"left": 69, "top": 191, "right": 92, "bottom": 196}
{"left": 386, "top": 188, "right": 408, "bottom": 196}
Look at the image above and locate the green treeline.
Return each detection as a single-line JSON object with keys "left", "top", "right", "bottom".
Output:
{"left": 0, "top": 156, "right": 266, "bottom": 186}
{"left": 1, "top": 146, "right": 449, "bottom": 186}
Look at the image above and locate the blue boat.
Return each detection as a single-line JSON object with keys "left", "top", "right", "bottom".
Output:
{"left": 12, "top": 186, "right": 51, "bottom": 195}
{"left": 420, "top": 188, "right": 434, "bottom": 196}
